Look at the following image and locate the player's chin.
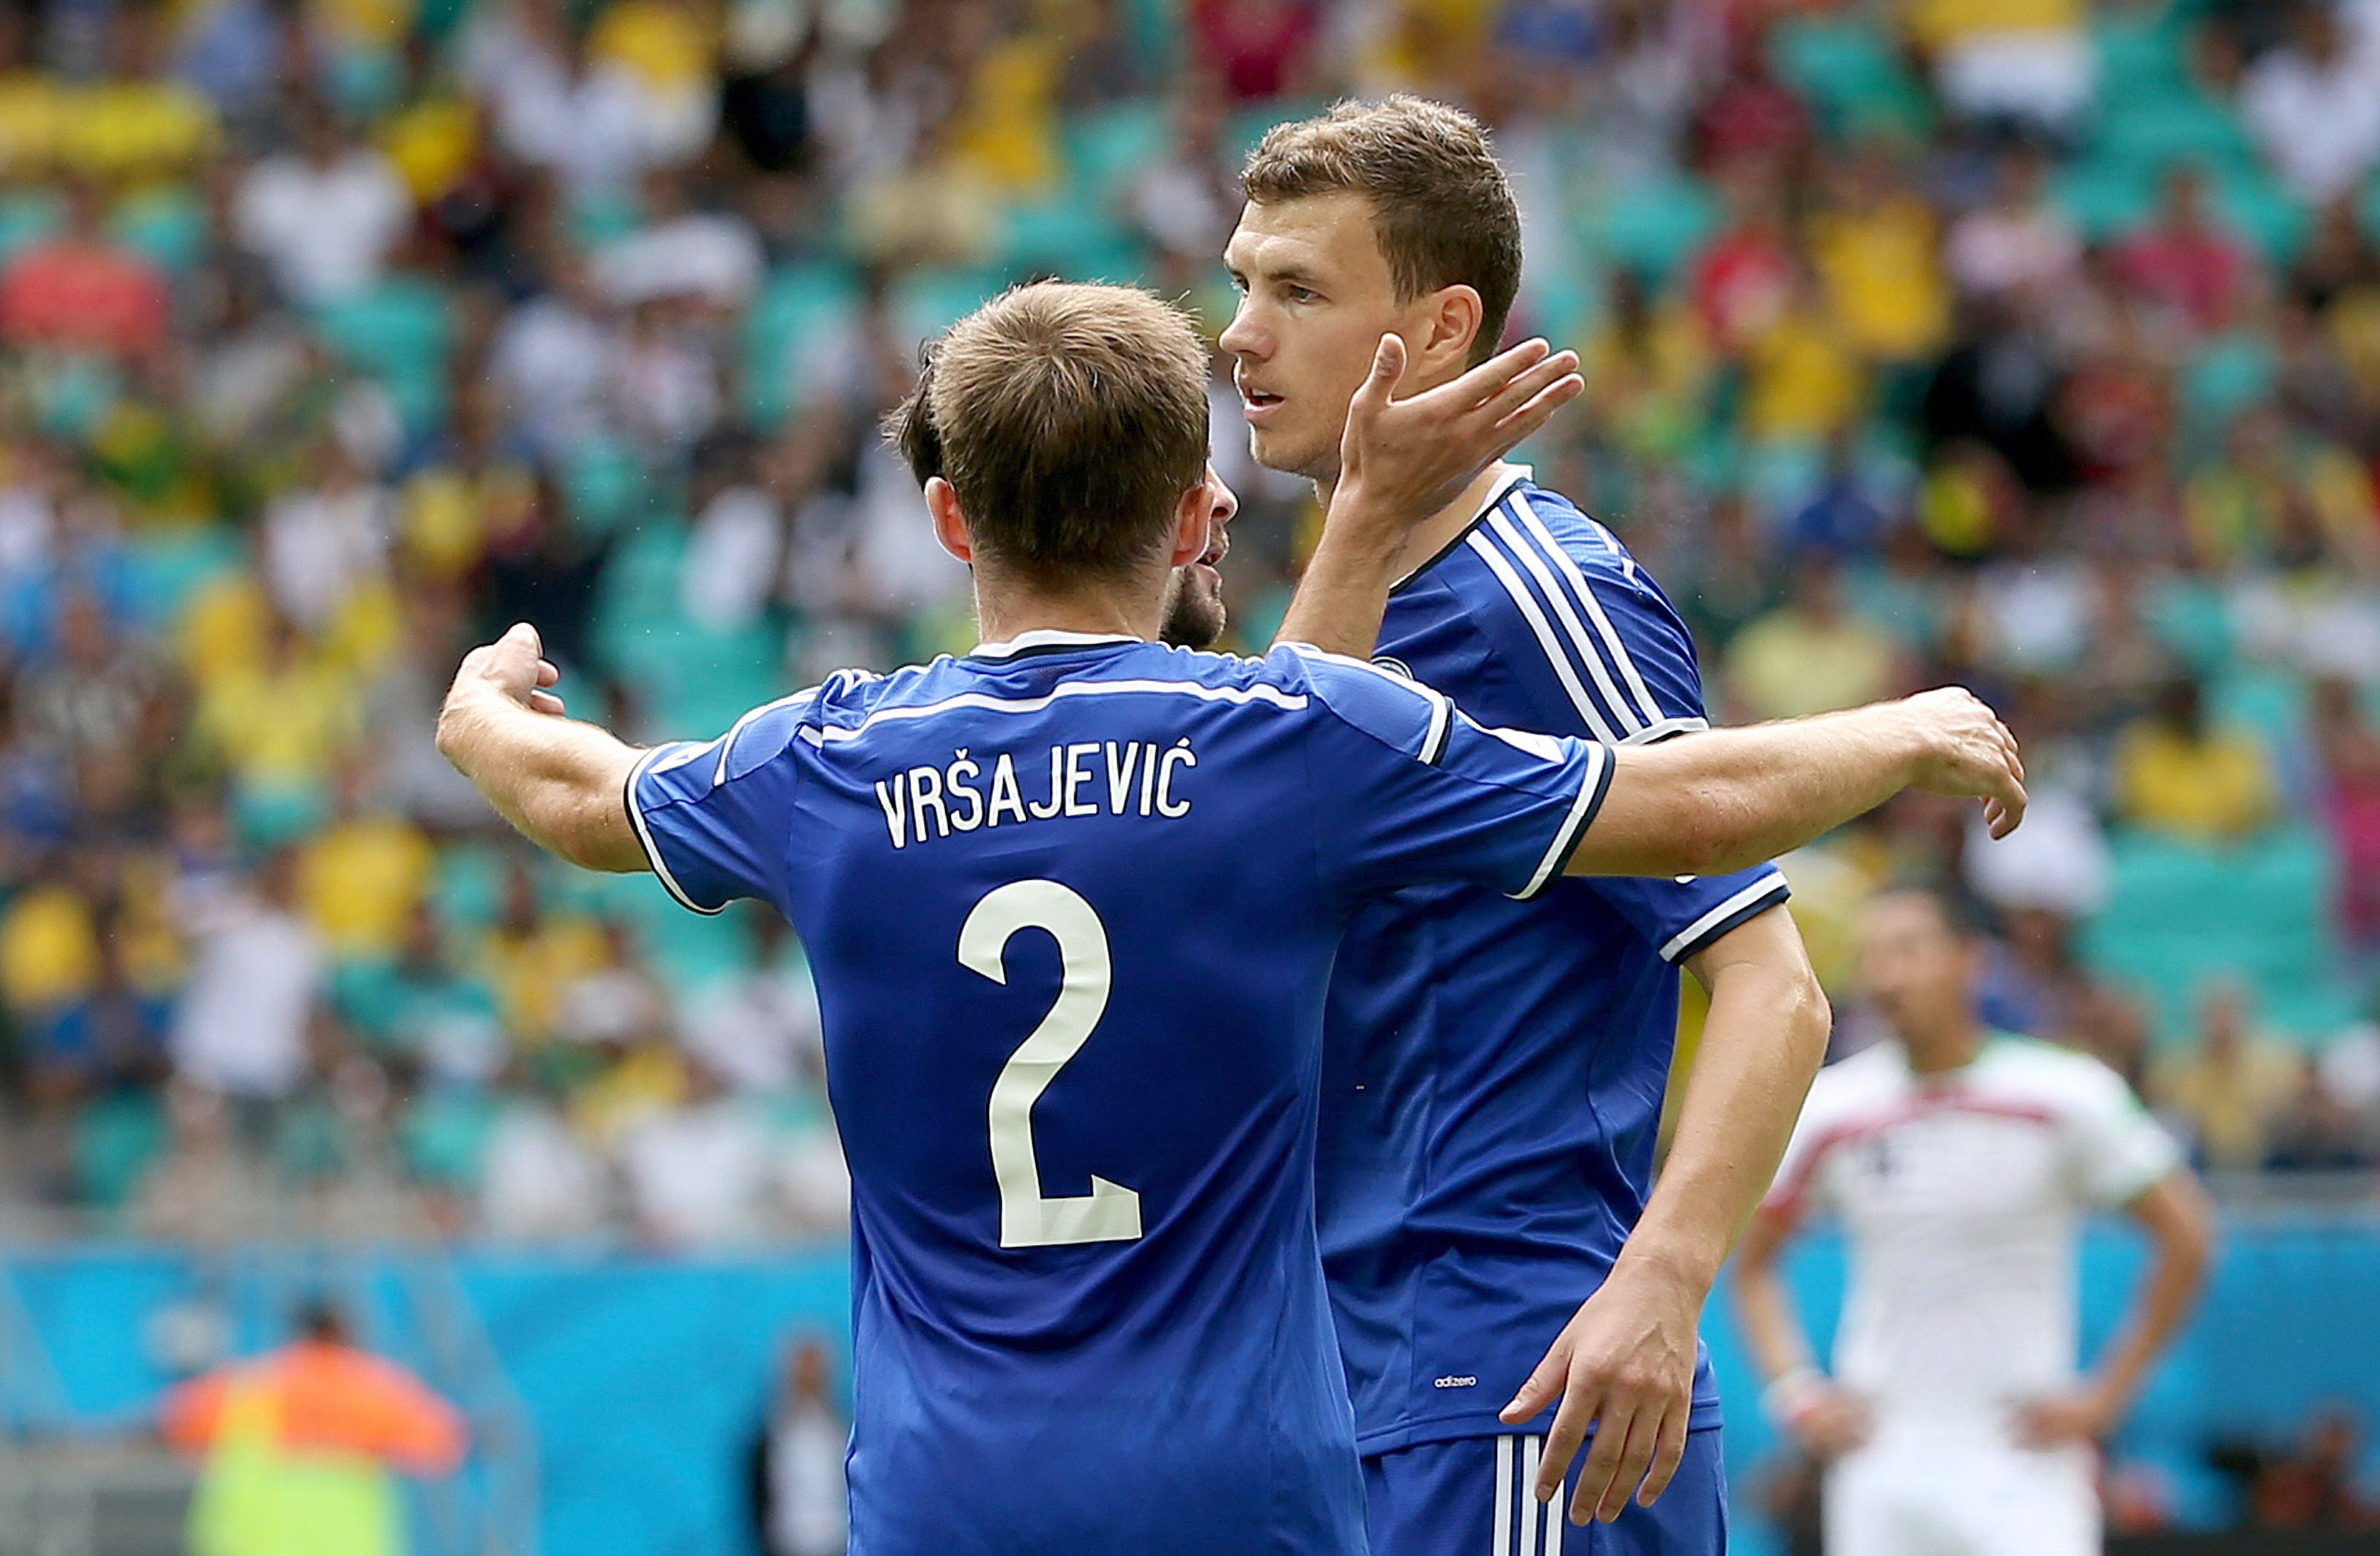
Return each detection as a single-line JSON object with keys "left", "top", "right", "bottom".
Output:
{"left": 1248, "top": 424, "right": 1329, "bottom": 482}
{"left": 1160, "top": 572, "right": 1228, "bottom": 651}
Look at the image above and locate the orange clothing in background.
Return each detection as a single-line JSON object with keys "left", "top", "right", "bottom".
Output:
{"left": 163, "top": 1340, "right": 466, "bottom": 1476}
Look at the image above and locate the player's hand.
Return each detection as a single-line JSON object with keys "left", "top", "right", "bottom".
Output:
{"left": 1895, "top": 687, "right": 2027, "bottom": 838}
{"left": 1328, "top": 332, "right": 1583, "bottom": 546}
{"left": 450, "top": 622, "right": 566, "bottom": 716}
{"left": 1780, "top": 1383, "right": 1872, "bottom": 1460}
{"left": 1498, "top": 1255, "right": 1701, "bottom": 1526}
{"left": 2014, "top": 1385, "right": 2121, "bottom": 1448}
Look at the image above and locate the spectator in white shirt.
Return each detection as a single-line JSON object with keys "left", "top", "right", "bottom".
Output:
{"left": 595, "top": 168, "right": 764, "bottom": 313}
{"left": 1948, "top": 149, "right": 2083, "bottom": 304}
{"left": 622, "top": 1060, "right": 781, "bottom": 1247}
{"left": 169, "top": 852, "right": 325, "bottom": 1102}
{"left": 678, "top": 909, "right": 823, "bottom": 1093}
{"left": 2244, "top": 1, "right": 2380, "bottom": 205}
{"left": 234, "top": 100, "right": 412, "bottom": 305}
{"left": 488, "top": 246, "right": 621, "bottom": 461}
{"left": 261, "top": 439, "right": 393, "bottom": 634}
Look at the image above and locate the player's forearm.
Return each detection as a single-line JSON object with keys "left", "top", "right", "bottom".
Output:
{"left": 437, "top": 680, "right": 645, "bottom": 873}
{"left": 2093, "top": 1174, "right": 2215, "bottom": 1412}
{"left": 1574, "top": 704, "right": 1931, "bottom": 878}
{"left": 1620, "top": 919, "right": 1830, "bottom": 1301}
{"left": 1728, "top": 1220, "right": 1819, "bottom": 1386}
{"left": 1272, "top": 484, "right": 1409, "bottom": 658}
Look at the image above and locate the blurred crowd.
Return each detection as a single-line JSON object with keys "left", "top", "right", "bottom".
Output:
{"left": 2, "top": 0, "right": 2380, "bottom": 1240}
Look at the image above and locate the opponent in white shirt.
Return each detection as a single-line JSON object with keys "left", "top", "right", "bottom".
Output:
{"left": 1732, "top": 886, "right": 2213, "bottom": 1556}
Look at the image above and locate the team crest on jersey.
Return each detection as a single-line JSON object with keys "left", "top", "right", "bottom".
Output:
{"left": 1371, "top": 656, "right": 1416, "bottom": 682}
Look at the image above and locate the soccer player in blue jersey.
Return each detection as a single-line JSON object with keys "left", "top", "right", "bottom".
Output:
{"left": 1212, "top": 98, "right": 1839, "bottom": 1549}
{"left": 437, "top": 281, "right": 2026, "bottom": 1555}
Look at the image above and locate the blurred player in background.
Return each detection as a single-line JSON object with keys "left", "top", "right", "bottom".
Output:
{"left": 1213, "top": 95, "right": 1830, "bottom": 1548}
{"left": 437, "top": 279, "right": 2029, "bottom": 1555}
{"left": 1732, "top": 885, "right": 2214, "bottom": 1556}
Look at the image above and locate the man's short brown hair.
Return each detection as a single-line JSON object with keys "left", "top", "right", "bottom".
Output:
{"left": 1242, "top": 95, "right": 1522, "bottom": 366}
{"left": 886, "top": 281, "right": 1210, "bottom": 586}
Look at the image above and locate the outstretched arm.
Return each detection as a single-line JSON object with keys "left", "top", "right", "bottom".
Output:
{"left": 1566, "top": 689, "right": 2027, "bottom": 880}
{"left": 1505, "top": 908, "right": 1832, "bottom": 1522}
{"left": 436, "top": 622, "right": 647, "bottom": 873}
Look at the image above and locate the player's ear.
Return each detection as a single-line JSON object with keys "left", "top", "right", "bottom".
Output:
{"left": 1167, "top": 479, "right": 1214, "bottom": 569}
{"left": 1422, "top": 284, "right": 1485, "bottom": 375}
{"left": 925, "top": 477, "right": 976, "bottom": 565}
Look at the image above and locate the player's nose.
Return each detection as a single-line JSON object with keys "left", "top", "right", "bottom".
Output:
{"left": 1207, "top": 468, "right": 1238, "bottom": 524}
{"left": 1218, "top": 306, "right": 1265, "bottom": 361}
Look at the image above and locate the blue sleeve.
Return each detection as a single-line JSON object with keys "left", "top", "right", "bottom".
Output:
{"left": 624, "top": 692, "right": 817, "bottom": 915}
{"left": 1288, "top": 648, "right": 1613, "bottom": 909}
{"left": 1467, "top": 497, "right": 1711, "bottom": 745}
{"left": 1593, "top": 866, "right": 1792, "bottom": 965}
{"left": 1472, "top": 500, "right": 1793, "bottom": 958}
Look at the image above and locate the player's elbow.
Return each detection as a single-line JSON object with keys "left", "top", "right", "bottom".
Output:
{"left": 2158, "top": 1174, "right": 2219, "bottom": 1279}
{"left": 1786, "top": 965, "right": 1832, "bottom": 1069}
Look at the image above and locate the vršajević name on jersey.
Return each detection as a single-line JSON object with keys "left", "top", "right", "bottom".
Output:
{"left": 874, "top": 736, "right": 1197, "bottom": 848}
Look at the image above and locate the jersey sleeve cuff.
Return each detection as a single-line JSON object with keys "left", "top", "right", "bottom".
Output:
{"left": 623, "top": 745, "right": 727, "bottom": 916}
{"left": 1508, "top": 743, "right": 1614, "bottom": 902}
{"left": 1658, "top": 873, "right": 1793, "bottom": 964}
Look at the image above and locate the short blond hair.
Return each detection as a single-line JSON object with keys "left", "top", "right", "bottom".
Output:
{"left": 886, "top": 281, "right": 1211, "bottom": 586}
{"left": 1243, "top": 96, "right": 1522, "bottom": 366}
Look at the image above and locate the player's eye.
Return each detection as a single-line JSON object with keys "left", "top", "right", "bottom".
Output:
{"left": 1226, "top": 273, "right": 1249, "bottom": 295}
{"left": 1284, "top": 285, "right": 1319, "bottom": 305}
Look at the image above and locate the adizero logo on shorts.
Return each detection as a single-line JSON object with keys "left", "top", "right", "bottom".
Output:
{"left": 1433, "top": 1374, "right": 1477, "bottom": 1388}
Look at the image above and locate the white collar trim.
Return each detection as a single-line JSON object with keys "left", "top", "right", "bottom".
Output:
{"left": 970, "top": 629, "right": 1143, "bottom": 659}
{"left": 1387, "top": 462, "right": 1533, "bottom": 592}
{"left": 1477, "top": 460, "right": 1533, "bottom": 518}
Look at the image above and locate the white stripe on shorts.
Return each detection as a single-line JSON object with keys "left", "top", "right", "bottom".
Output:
{"left": 1492, "top": 1436, "right": 1514, "bottom": 1556}
{"left": 1518, "top": 1436, "right": 1542, "bottom": 1556}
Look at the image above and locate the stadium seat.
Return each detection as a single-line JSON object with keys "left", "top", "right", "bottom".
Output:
{"left": 311, "top": 277, "right": 458, "bottom": 436}
{"left": 1768, "top": 13, "right": 1933, "bottom": 141}
{"left": 105, "top": 183, "right": 209, "bottom": 275}
{"left": 2082, "top": 825, "right": 2358, "bottom": 1041}
{"left": 0, "top": 189, "right": 62, "bottom": 263}
{"left": 1574, "top": 170, "right": 1721, "bottom": 289}
{"left": 1062, "top": 103, "right": 1169, "bottom": 208}
{"left": 739, "top": 262, "right": 862, "bottom": 425}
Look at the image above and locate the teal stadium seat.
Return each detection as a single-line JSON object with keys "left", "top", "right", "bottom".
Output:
{"left": 1062, "top": 103, "right": 1168, "bottom": 209}
{"left": 311, "top": 275, "right": 457, "bottom": 436}
{"left": 0, "top": 189, "right": 62, "bottom": 264}
{"left": 105, "top": 184, "right": 209, "bottom": 275}
{"left": 1768, "top": 13, "right": 1933, "bottom": 141}
{"left": 2082, "top": 825, "right": 2358, "bottom": 1042}
{"left": 1574, "top": 170, "right": 1721, "bottom": 289}
{"left": 891, "top": 265, "right": 1014, "bottom": 342}
{"left": 740, "top": 262, "right": 861, "bottom": 425}
{"left": 995, "top": 192, "right": 1143, "bottom": 283}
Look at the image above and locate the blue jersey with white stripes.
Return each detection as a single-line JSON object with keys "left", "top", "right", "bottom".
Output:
{"left": 1318, "top": 470, "right": 1792, "bottom": 1454}
{"left": 626, "top": 631, "right": 1614, "bottom": 1556}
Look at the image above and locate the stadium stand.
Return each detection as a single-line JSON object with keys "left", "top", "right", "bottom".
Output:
{"left": 0, "top": 0, "right": 2376, "bottom": 1549}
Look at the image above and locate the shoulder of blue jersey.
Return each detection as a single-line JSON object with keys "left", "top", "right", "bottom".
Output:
{"left": 1453, "top": 483, "right": 1709, "bottom": 748}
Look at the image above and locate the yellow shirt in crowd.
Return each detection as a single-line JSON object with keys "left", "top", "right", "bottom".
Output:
{"left": 299, "top": 815, "right": 434, "bottom": 960}
{"left": 1808, "top": 197, "right": 1954, "bottom": 363}
{"left": 2113, "top": 721, "right": 2277, "bottom": 843}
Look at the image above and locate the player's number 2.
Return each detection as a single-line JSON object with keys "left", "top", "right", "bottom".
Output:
{"left": 960, "top": 880, "right": 1144, "bottom": 1249}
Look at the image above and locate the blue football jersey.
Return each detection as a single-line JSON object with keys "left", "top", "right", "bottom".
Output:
{"left": 626, "top": 631, "right": 1615, "bottom": 1556}
{"left": 1319, "top": 470, "right": 1793, "bottom": 1456}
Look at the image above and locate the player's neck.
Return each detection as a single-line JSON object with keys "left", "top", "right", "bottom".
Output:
{"left": 1315, "top": 462, "right": 1513, "bottom": 586}
{"left": 971, "top": 578, "right": 1161, "bottom": 649}
{"left": 1899, "top": 1021, "right": 1983, "bottom": 1076}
